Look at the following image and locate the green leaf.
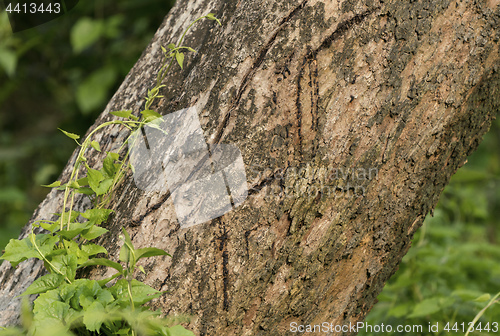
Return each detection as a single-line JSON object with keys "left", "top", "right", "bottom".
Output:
{"left": 75, "top": 177, "right": 90, "bottom": 188}
{"left": 90, "top": 141, "right": 101, "bottom": 152}
{"left": 79, "top": 258, "right": 123, "bottom": 273}
{"left": 97, "top": 273, "right": 121, "bottom": 287}
{"left": 110, "top": 110, "right": 138, "bottom": 120}
{"left": 32, "top": 234, "right": 60, "bottom": 257}
{"left": 57, "top": 222, "right": 91, "bottom": 240}
{"left": 141, "top": 109, "right": 162, "bottom": 123}
{"left": 205, "top": 13, "right": 221, "bottom": 26}
{"left": 103, "top": 14, "right": 124, "bottom": 38}
{"left": 452, "top": 289, "right": 485, "bottom": 301}
{"left": 32, "top": 300, "right": 69, "bottom": 332}
{"left": 82, "top": 244, "right": 107, "bottom": 256}
{"left": 59, "top": 210, "right": 81, "bottom": 223}
{"left": 38, "top": 221, "right": 59, "bottom": 233}
{"left": 110, "top": 279, "right": 161, "bottom": 307}
{"left": 119, "top": 228, "right": 135, "bottom": 264}
{"left": 175, "top": 52, "right": 184, "bottom": 69}
{"left": 408, "top": 298, "right": 441, "bottom": 318}
{"left": 67, "top": 181, "right": 80, "bottom": 189}
{"left": 58, "top": 282, "right": 78, "bottom": 303}
{"left": 81, "top": 225, "right": 109, "bottom": 240}
{"left": 167, "top": 325, "right": 196, "bottom": 336}
{"left": 387, "top": 303, "right": 411, "bottom": 318}
{"left": 76, "top": 187, "right": 94, "bottom": 195}
{"left": 1, "top": 234, "right": 58, "bottom": 267}
{"left": 76, "top": 66, "right": 117, "bottom": 114}
{"left": 86, "top": 166, "right": 104, "bottom": 193}
{"left": 56, "top": 183, "right": 68, "bottom": 191}
{"left": 64, "top": 279, "right": 114, "bottom": 311}
{"left": 63, "top": 239, "right": 91, "bottom": 265}
{"left": 84, "top": 165, "right": 112, "bottom": 193}
{"left": 95, "top": 178, "right": 114, "bottom": 196}
{"left": 23, "top": 274, "right": 65, "bottom": 296}
{"left": 51, "top": 254, "right": 78, "bottom": 281}
{"left": 1, "top": 239, "right": 38, "bottom": 267}
{"left": 0, "top": 47, "right": 17, "bottom": 77}
{"left": 167, "top": 43, "right": 175, "bottom": 50}
{"left": 145, "top": 117, "right": 166, "bottom": 133}
{"left": 81, "top": 208, "right": 113, "bottom": 225}
{"left": 31, "top": 287, "right": 78, "bottom": 334}
{"left": 42, "top": 180, "right": 61, "bottom": 188}
{"left": 103, "top": 152, "right": 119, "bottom": 178}
{"left": 70, "top": 17, "right": 104, "bottom": 53}
{"left": 136, "top": 247, "right": 171, "bottom": 261}
{"left": 58, "top": 128, "right": 80, "bottom": 140}
{"left": 54, "top": 210, "right": 81, "bottom": 230}
{"left": 475, "top": 293, "right": 491, "bottom": 302}
{"left": 83, "top": 301, "right": 105, "bottom": 332}
{"left": 108, "top": 152, "right": 119, "bottom": 160}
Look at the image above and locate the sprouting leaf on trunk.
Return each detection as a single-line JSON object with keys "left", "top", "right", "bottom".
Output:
{"left": 58, "top": 128, "right": 80, "bottom": 140}
{"left": 175, "top": 51, "right": 184, "bottom": 69}
{"left": 90, "top": 141, "right": 101, "bottom": 152}
{"left": 110, "top": 110, "right": 138, "bottom": 120}
{"left": 42, "top": 180, "right": 61, "bottom": 188}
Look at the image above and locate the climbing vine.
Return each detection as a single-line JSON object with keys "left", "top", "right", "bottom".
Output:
{"left": 0, "top": 13, "right": 221, "bottom": 336}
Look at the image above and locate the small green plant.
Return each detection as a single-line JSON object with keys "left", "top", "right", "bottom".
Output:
{"left": 0, "top": 13, "right": 221, "bottom": 336}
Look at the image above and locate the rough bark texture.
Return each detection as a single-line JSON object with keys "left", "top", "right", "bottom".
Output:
{"left": 1, "top": 0, "right": 500, "bottom": 335}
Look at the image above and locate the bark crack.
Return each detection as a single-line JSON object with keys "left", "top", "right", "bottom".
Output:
{"left": 296, "top": 60, "right": 305, "bottom": 156}
{"left": 131, "top": 191, "right": 171, "bottom": 226}
{"left": 310, "top": 7, "right": 381, "bottom": 59}
{"left": 294, "top": 8, "right": 377, "bottom": 158}
{"left": 215, "top": 218, "right": 230, "bottom": 311}
{"left": 247, "top": 167, "right": 287, "bottom": 196}
{"left": 295, "top": 52, "right": 320, "bottom": 157}
{"left": 210, "top": 0, "right": 308, "bottom": 145}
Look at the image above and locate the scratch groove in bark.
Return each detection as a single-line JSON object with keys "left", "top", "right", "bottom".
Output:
{"left": 292, "top": 6, "right": 378, "bottom": 159}
{"left": 211, "top": 0, "right": 308, "bottom": 145}
{"left": 296, "top": 53, "right": 320, "bottom": 157}
{"left": 311, "top": 6, "right": 381, "bottom": 59}
{"left": 244, "top": 226, "right": 259, "bottom": 259}
{"left": 310, "top": 59, "right": 319, "bottom": 132}
{"left": 216, "top": 220, "right": 230, "bottom": 311}
{"left": 248, "top": 167, "right": 287, "bottom": 196}
{"left": 296, "top": 62, "right": 304, "bottom": 156}
{"left": 131, "top": 191, "right": 171, "bottom": 226}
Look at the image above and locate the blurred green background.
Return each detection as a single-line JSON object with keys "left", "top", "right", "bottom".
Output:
{"left": 0, "top": 1, "right": 499, "bottom": 334}
{"left": 0, "top": 0, "right": 174, "bottom": 251}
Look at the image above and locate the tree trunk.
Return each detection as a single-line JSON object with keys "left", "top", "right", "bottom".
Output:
{"left": 1, "top": 0, "right": 500, "bottom": 334}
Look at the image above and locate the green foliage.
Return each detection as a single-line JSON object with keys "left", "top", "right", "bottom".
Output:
{"left": 70, "top": 17, "right": 106, "bottom": 53}
{"left": 0, "top": 13, "right": 220, "bottom": 336}
{"left": 361, "top": 118, "right": 500, "bottom": 335}
{"left": 76, "top": 66, "right": 118, "bottom": 114}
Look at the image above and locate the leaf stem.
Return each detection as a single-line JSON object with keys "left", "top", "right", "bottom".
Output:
{"left": 29, "top": 232, "right": 71, "bottom": 284}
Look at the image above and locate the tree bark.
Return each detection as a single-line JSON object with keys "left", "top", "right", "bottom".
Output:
{"left": 1, "top": 0, "right": 500, "bottom": 334}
